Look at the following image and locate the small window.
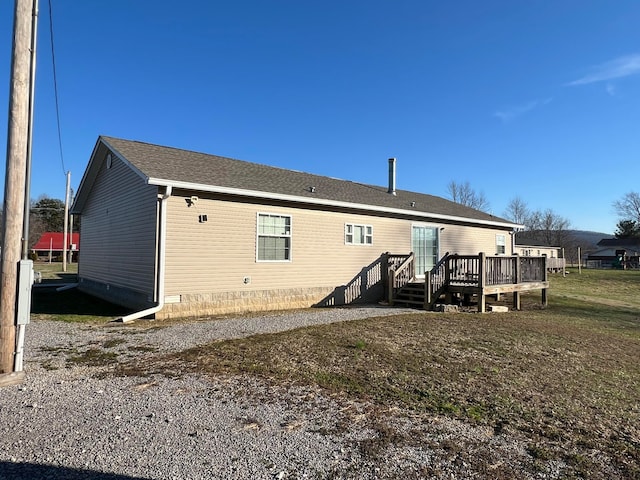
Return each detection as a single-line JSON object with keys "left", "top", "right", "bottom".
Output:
{"left": 257, "top": 213, "right": 291, "bottom": 261}
{"left": 496, "top": 234, "right": 506, "bottom": 255}
{"left": 345, "top": 224, "right": 373, "bottom": 245}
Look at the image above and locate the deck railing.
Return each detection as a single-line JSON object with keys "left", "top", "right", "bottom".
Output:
{"left": 425, "top": 253, "right": 548, "bottom": 307}
{"left": 519, "top": 256, "right": 547, "bottom": 282}
{"left": 546, "top": 257, "right": 565, "bottom": 272}
{"left": 448, "top": 255, "right": 481, "bottom": 284}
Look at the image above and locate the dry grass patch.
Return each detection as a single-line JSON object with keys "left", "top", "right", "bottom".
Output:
{"left": 124, "top": 311, "right": 639, "bottom": 475}
{"left": 117, "top": 269, "right": 640, "bottom": 477}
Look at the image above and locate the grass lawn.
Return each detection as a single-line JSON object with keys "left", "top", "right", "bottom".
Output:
{"left": 126, "top": 268, "right": 639, "bottom": 478}
{"left": 31, "top": 261, "right": 130, "bottom": 322}
{"left": 33, "top": 261, "right": 78, "bottom": 281}
{"left": 32, "top": 267, "right": 640, "bottom": 477}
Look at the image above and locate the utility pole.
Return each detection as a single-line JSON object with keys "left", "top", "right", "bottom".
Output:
{"left": 0, "top": 0, "right": 37, "bottom": 379}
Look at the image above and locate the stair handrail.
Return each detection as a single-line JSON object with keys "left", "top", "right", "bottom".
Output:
{"left": 393, "top": 252, "right": 415, "bottom": 288}
{"left": 425, "top": 252, "right": 451, "bottom": 309}
{"left": 387, "top": 252, "right": 414, "bottom": 305}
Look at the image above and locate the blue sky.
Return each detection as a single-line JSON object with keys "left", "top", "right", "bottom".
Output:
{"left": 2, "top": 1, "right": 640, "bottom": 234}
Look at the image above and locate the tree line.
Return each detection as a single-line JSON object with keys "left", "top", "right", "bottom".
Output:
{"left": 446, "top": 181, "right": 640, "bottom": 263}
{"left": 0, "top": 196, "right": 76, "bottom": 250}
{"left": 447, "top": 180, "right": 571, "bottom": 238}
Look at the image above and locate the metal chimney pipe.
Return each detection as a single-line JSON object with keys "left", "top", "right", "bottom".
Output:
{"left": 388, "top": 158, "right": 396, "bottom": 195}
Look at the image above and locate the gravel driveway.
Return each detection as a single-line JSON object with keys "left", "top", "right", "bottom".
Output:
{"left": 0, "top": 306, "right": 552, "bottom": 479}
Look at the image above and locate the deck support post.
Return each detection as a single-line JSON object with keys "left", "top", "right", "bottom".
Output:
{"left": 478, "top": 252, "right": 486, "bottom": 313}
{"left": 541, "top": 257, "right": 548, "bottom": 307}
{"left": 513, "top": 254, "right": 521, "bottom": 310}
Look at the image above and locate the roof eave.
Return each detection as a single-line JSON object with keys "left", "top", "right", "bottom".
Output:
{"left": 72, "top": 136, "right": 151, "bottom": 214}
{"left": 148, "top": 177, "right": 522, "bottom": 230}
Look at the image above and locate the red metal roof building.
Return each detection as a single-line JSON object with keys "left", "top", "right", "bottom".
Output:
{"left": 32, "top": 232, "right": 80, "bottom": 253}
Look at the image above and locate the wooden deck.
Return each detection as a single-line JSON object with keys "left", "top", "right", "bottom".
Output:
{"left": 388, "top": 252, "right": 549, "bottom": 312}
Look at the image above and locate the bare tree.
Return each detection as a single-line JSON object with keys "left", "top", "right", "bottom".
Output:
{"left": 527, "top": 208, "right": 572, "bottom": 246}
{"left": 613, "top": 191, "right": 640, "bottom": 224}
{"left": 446, "top": 180, "right": 490, "bottom": 212}
{"left": 503, "top": 196, "right": 530, "bottom": 226}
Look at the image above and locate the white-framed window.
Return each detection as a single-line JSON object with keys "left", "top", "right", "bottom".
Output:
{"left": 345, "top": 223, "right": 373, "bottom": 245}
{"left": 257, "top": 213, "right": 291, "bottom": 261}
{"left": 496, "top": 234, "right": 506, "bottom": 255}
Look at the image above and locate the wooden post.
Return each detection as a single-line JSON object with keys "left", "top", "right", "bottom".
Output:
{"left": 444, "top": 256, "right": 451, "bottom": 286}
{"left": 478, "top": 252, "right": 486, "bottom": 313}
{"left": 542, "top": 257, "right": 549, "bottom": 307}
{"left": 1, "top": 0, "right": 35, "bottom": 375}
{"left": 578, "top": 247, "right": 582, "bottom": 274}
{"left": 424, "top": 273, "right": 431, "bottom": 310}
{"left": 388, "top": 269, "right": 395, "bottom": 306}
{"left": 513, "top": 254, "right": 520, "bottom": 310}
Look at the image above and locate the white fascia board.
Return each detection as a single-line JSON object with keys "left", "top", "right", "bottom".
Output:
{"left": 148, "top": 177, "right": 523, "bottom": 230}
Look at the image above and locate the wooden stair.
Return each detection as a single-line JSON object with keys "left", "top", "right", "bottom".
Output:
{"left": 393, "top": 282, "right": 426, "bottom": 308}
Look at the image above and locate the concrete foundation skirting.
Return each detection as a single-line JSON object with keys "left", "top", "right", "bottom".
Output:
{"left": 78, "top": 277, "right": 153, "bottom": 311}
{"left": 157, "top": 286, "right": 336, "bottom": 319}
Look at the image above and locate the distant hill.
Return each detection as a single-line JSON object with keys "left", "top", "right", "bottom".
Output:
{"left": 569, "top": 230, "right": 614, "bottom": 249}
{"left": 515, "top": 230, "right": 612, "bottom": 254}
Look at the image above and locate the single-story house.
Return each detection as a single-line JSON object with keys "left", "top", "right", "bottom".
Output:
{"left": 71, "top": 136, "right": 522, "bottom": 320}
{"left": 587, "top": 238, "right": 640, "bottom": 269}
{"left": 514, "top": 244, "right": 561, "bottom": 258}
{"left": 32, "top": 232, "right": 80, "bottom": 261}
{"left": 514, "top": 243, "right": 564, "bottom": 272}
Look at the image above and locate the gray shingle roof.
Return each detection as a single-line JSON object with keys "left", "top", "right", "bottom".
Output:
{"left": 597, "top": 238, "right": 640, "bottom": 248}
{"left": 97, "top": 136, "right": 517, "bottom": 228}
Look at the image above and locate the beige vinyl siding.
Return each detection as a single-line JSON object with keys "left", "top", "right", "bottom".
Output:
{"left": 439, "top": 223, "right": 513, "bottom": 256}
{"left": 79, "top": 152, "right": 158, "bottom": 296}
{"left": 163, "top": 194, "right": 511, "bottom": 296}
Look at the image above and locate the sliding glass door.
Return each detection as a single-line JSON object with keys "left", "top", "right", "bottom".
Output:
{"left": 412, "top": 225, "right": 439, "bottom": 278}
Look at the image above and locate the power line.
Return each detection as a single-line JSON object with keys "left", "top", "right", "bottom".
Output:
{"left": 47, "top": 0, "right": 66, "bottom": 176}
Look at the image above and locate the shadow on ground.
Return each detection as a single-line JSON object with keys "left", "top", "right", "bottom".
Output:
{"left": 31, "top": 286, "right": 130, "bottom": 317}
{"left": 0, "top": 462, "right": 150, "bottom": 480}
